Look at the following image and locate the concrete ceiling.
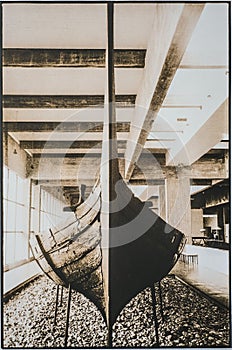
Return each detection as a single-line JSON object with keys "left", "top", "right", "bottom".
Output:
{"left": 2, "top": 2, "right": 229, "bottom": 202}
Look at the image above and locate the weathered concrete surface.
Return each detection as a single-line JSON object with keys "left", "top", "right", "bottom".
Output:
{"left": 3, "top": 49, "right": 146, "bottom": 68}
{"left": 3, "top": 95, "right": 136, "bottom": 109}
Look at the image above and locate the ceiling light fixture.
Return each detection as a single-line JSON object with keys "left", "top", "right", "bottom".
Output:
{"left": 177, "top": 118, "right": 187, "bottom": 122}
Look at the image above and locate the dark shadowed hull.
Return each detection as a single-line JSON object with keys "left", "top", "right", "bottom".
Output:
{"left": 107, "top": 172, "right": 185, "bottom": 325}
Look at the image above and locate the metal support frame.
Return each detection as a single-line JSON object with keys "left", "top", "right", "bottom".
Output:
{"left": 150, "top": 284, "right": 160, "bottom": 347}
{"left": 107, "top": 3, "right": 115, "bottom": 348}
{"left": 64, "top": 284, "right": 72, "bottom": 348}
{"left": 60, "top": 286, "right": 64, "bottom": 307}
{"left": 158, "top": 281, "right": 164, "bottom": 322}
{"left": 108, "top": 325, "right": 113, "bottom": 348}
{"left": 54, "top": 285, "right": 60, "bottom": 326}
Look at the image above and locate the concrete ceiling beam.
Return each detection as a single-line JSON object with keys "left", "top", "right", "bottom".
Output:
{"left": 2, "top": 48, "right": 146, "bottom": 68}
{"left": 20, "top": 140, "right": 127, "bottom": 150}
{"left": 3, "top": 94, "right": 136, "bottom": 109}
{"left": 3, "top": 121, "right": 130, "bottom": 133}
{"left": 29, "top": 154, "right": 227, "bottom": 182}
{"left": 124, "top": 3, "right": 205, "bottom": 180}
{"left": 166, "top": 98, "right": 228, "bottom": 166}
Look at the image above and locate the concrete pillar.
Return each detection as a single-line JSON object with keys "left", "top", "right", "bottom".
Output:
{"left": 217, "top": 206, "right": 224, "bottom": 240}
{"left": 165, "top": 167, "right": 191, "bottom": 242}
{"left": 223, "top": 206, "right": 229, "bottom": 243}
{"left": 158, "top": 185, "right": 166, "bottom": 220}
{"left": 191, "top": 209, "right": 203, "bottom": 237}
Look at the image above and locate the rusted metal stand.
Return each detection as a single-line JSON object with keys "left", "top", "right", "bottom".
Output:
{"left": 151, "top": 284, "right": 160, "bottom": 347}
{"left": 108, "top": 325, "right": 113, "bottom": 348}
{"left": 54, "top": 285, "right": 60, "bottom": 326}
{"left": 158, "top": 281, "right": 164, "bottom": 322}
{"left": 60, "top": 286, "right": 64, "bottom": 307}
{"left": 64, "top": 284, "right": 72, "bottom": 348}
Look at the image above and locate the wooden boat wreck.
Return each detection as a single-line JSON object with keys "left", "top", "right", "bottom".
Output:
{"left": 30, "top": 171, "right": 185, "bottom": 324}
{"left": 30, "top": 3, "right": 186, "bottom": 344}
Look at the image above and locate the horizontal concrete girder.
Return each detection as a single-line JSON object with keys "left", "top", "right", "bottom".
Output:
{"left": 2, "top": 48, "right": 146, "bottom": 68}
{"left": 20, "top": 140, "right": 127, "bottom": 150}
{"left": 3, "top": 95, "right": 136, "bottom": 109}
{"left": 29, "top": 154, "right": 227, "bottom": 182}
{"left": 3, "top": 121, "right": 131, "bottom": 133}
{"left": 3, "top": 108, "right": 135, "bottom": 123}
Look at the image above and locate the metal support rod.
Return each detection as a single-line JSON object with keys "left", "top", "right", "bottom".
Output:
{"left": 107, "top": 3, "right": 116, "bottom": 347}
{"left": 64, "top": 284, "right": 72, "bottom": 348}
{"left": 158, "top": 281, "right": 164, "bottom": 322}
{"left": 60, "top": 286, "right": 63, "bottom": 307}
{"left": 150, "top": 284, "right": 160, "bottom": 347}
{"left": 108, "top": 325, "right": 113, "bottom": 348}
{"left": 54, "top": 285, "right": 60, "bottom": 326}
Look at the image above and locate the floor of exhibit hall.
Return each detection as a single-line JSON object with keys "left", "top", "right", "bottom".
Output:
{"left": 3, "top": 273, "right": 230, "bottom": 348}
{"left": 171, "top": 245, "right": 229, "bottom": 309}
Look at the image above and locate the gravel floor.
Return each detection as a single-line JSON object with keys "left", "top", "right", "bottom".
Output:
{"left": 3, "top": 274, "right": 230, "bottom": 348}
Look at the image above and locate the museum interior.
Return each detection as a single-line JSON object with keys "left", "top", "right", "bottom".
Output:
{"left": 2, "top": 2, "right": 230, "bottom": 348}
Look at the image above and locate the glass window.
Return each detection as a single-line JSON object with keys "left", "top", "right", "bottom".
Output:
{"left": 14, "top": 233, "right": 28, "bottom": 262}
{"left": 30, "top": 207, "right": 37, "bottom": 233}
{"left": 39, "top": 188, "right": 66, "bottom": 234}
{"left": 3, "top": 199, "right": 8, "bottom": 230}
{"left": 4, "top": 233, "right": 16, "bottom": 265}
{"left": 8, "top": 171, "right": 17, "bottom": 201}
{"left": 6, "top": 201, "right": 16, "bottom": 232}
{"left": 16, "top": 205, "right": 27, "bottom": 233}
{"left": 3, "top": 166, "right": 9, "bottom": 199}
{"left": 3, "top": 167, "right": 30, "bottom": 268}
{"left": 17, "top": 176, "right": 27, "bottom": 205}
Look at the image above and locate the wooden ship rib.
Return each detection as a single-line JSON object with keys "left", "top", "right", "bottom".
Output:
{"left": 30, "top": 3, "right": 186, "bottom": 343}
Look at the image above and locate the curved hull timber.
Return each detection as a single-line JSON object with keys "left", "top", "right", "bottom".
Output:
{"left": 30, "top": 177, "right": 185, "bottom": 326}
{"left": 30, "top": 185, "right": 106, "bottom": 317}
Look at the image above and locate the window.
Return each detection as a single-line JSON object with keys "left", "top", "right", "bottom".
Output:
{"left": 40, "top": 187, "right": 66, "bottom": 234}
{"left": 3, "top": 166, "right": 30, "bottom": 268}
{"left": 3, "top": 166, "right": 67, "bottom": 271}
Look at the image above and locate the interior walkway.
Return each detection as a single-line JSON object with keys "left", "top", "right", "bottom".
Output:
{"left": 4, "top": 261, "right": 41, "bottom": 298}
{"left": 171, "top": 244, "right": 229, "bottom": 308}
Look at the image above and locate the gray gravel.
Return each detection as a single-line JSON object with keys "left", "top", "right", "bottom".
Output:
{"left": 3, "top": 274, "right": 230, "bottom": 347}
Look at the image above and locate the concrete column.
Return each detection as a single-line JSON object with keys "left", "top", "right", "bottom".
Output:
{"left": 223, "top": 206, "right": 229, "bottom": 243}
{"left": 217, "top": 206, "right": 224, "bottom": 240}
{"left": 165, "top": 167, "right": 191, "bottom": 242}
{"left": 158, "top": 185, "right": 166, "bottom": 220}
{"left": 191, "top": 209, "right": 203, "bottom": 237}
